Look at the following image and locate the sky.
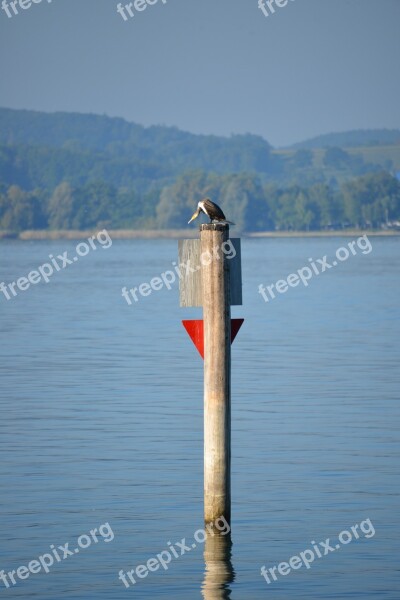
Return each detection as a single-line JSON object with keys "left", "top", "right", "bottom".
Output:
{"left": 0, "top": 0, "right": 399, "bottom": 148}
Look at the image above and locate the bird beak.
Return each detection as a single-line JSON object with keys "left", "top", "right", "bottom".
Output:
{"left": 188, "top": 209, "right": 200, "bottom": 224}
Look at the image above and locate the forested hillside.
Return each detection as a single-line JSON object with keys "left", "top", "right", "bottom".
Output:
{"left": 290, "top": 128, "right": 400, "bottom": 149}
{"left": 0, "top": 108, "right": 399, "bottom": 232}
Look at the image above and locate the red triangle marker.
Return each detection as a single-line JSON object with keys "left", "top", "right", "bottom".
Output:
{"left": 182, "top": 319, "right": 244, "bottom": 359}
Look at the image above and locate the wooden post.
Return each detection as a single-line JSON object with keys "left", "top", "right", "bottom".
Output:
{"left": 200, "top": 223, "right": 231, "bottom": 525}
{"left": 179, "top": 223, "right": 242, "bottom": 526}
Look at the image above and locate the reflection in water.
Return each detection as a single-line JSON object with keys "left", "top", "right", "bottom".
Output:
{"left": 202, "top": 530, "right": 235, "bottom": 600}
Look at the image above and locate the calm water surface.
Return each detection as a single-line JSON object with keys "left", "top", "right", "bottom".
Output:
{"left": 0, "top": 236, "right": 399, "bottom": 599}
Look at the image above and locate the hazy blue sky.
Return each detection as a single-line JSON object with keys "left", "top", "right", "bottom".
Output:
{"left": 0, "top": 0, "right": 399, "bottom": 147}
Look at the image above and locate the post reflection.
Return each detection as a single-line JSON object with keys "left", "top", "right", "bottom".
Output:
{"left": 201, "top": 530, "right": 235, "bottom": 600}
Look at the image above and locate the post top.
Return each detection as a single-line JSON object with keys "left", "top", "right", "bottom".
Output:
{"left": 200, "top": 223, "right": 229, "bottom": 232}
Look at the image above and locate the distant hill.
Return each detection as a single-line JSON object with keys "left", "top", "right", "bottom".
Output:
{"left": 289, "top": 129, "right": 400, "bottom": 149}
{"left": 0, "top": 107, "right": 272, "bottom": 175}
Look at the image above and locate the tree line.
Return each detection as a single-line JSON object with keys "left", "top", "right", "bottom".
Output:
{"left": 1, "top": 171, "right": 399, "bottom": 232}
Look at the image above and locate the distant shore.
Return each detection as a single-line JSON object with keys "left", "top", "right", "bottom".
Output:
{"left": 0, "top": 229, "right": 399, "bottom": 241}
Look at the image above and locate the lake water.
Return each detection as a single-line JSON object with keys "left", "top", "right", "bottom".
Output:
{"left": 0, "top": 235, "right": 399, "bottom": 599}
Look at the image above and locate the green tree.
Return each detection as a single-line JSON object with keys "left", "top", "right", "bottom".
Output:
{"left": 72, "top": 182, "right": 116, "bottom": 229}
{"left": 0, "top": 185, "right": 46, "bottom": 231}
{"left": 308, "top": 184, "right": 343, "bottom": 228}
{"left": 292, "top": 149, "right": 313, "bottom": 168}
{"left": 219, "top": 174, "right": 270, "bottom": 231}
{"left": 341, "top": 172, "right": 400, "bottom": 227}
{"left": 47, "top": 182, "right": 76, "bottom": 229}
{"left": 323, "top": 147, "right": 350, "bottom": 169}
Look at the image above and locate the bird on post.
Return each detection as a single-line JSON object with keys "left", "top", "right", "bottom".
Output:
{"left": 188, "top": 198, "right": 235, "bottom": 225}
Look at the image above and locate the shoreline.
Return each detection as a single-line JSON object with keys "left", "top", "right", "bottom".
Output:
{"left": 0, "top": 229, "right": 399, "bottom": 241}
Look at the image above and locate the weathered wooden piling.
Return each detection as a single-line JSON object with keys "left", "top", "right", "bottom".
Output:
{"left": 179, "top": 222, "right": 242, "bottom": 527}
{"left": 200, "top": 223, "right": 231, "bottom": 524}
